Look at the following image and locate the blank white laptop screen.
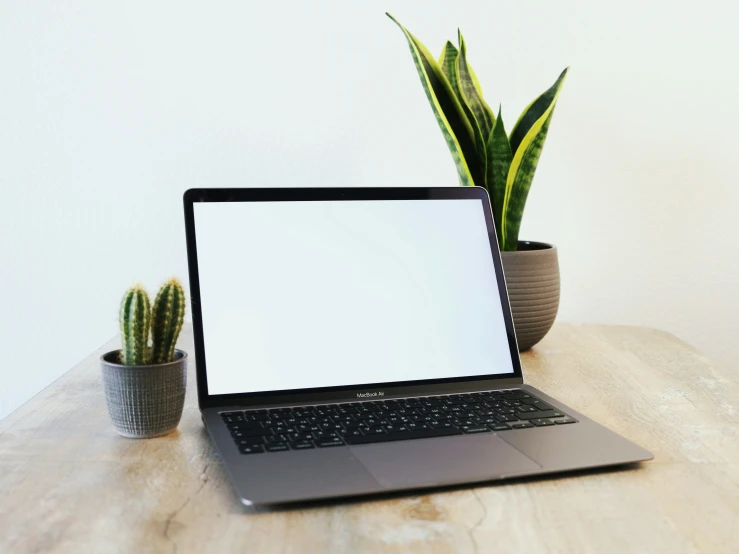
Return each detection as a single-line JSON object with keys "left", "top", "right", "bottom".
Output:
{"left": 193, "top": 199, "right": 515, "bottom": 396}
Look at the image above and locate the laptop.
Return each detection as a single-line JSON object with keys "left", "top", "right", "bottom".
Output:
{"left": 183, "top": 186, "right": 652, "bottom": 506}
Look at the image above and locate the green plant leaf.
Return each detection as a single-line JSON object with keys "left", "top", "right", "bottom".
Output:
{"left": 486, "top": 107, "right": 512, "bottom": 244}
{"left": 508, "top": 67, "right": 569, "bottom": 156}
{"left": 502, "top": 111, "right": 554, "bottom": 251}
{"left": 467, "top": 64, "right": 495, "bottom": 126}
{"left": 454, "top": 32, "right": 493, "bottom": 187}
{"left": 441, "top": 39, "right": 495, "bottom": 133}
{"left": 388, "top": 14, "right": 480, "bottom": 186}
{"left": 501, "top": 68, "right": 568, "bottom": 251}
{"left": 456, "top": 32, "right": 495, "bottom": 142}
{"left": 439, "top": 40, "right": 488, "bottom": 187}
{"left": 438, "top": 41, "right": 462, "bottom": 98}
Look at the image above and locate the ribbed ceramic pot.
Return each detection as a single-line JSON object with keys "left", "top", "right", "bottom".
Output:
{"left": 100, "top": 350, "right": 187, "bottom": 439}
{"left": 500, "top": 241, "right": 560, "bottom": 351}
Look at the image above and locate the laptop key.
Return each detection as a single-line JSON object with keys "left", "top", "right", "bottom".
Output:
{"left": 239, "top": 445, "right": 264, "bottom": 454}
{"left": 554, "top": 417, "right": 577, "bottom": 425}
{"left": 382, "top": 424, "right": 406, "bottom": 433}
{"left": 340, "top": 429, "right": 364, "bottom": 437}
{"left": 319, "top": 423, "right": 343, "bottom": 431}
{"left": 511, "top": 422, "right": 535, "bottom": 429}
{"left": 297, "top": 424, "right": 321, "bottom": 432}
{"left": 280, "top": 426, "right": 300, "bottom": 435}
{"left": 232, "top": 428, "right": 273, "bottom": 438}
{"left": 461, "top": 425, "right": 490, "bottom": 434}
{"left": 501, "top": 391, "right": 528, "bottom": 400}
{"left": 265, "top": 442, "right": 290, "bottom": 452}
{"left": 428, "top": 422, "right": 454, "bottom": 429}
{"left": 521, "top": 399, "right": 553, "bottom": 410}
{"left": 316, "top": 437, "right": 345, "bottom": 448}
{"left": 314, "top": 431, "right": 338, "bottom": 439}
{"left": 531, "top": 419, "right": 555, "bottom": 427}
{"left": 227, "top": 421, "right": 262, "bottom": 431}
{"left": 516, "top": 410, "right": 564, "bottom": 420}
{"left": 490, "top": 424, "right": 512, "bottom": 431}
{"left": 406, "top": 422, "right": 429, "bottom": 431}
{"left": 245, "top": 413, "right": 270, "bottom": 422}
{"left": 237, "top": 439, "right": 264, "bottom": 449}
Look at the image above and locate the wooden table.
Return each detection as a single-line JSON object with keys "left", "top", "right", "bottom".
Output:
{"left": 1, "top": 324, "right": 738, "bottom": 553}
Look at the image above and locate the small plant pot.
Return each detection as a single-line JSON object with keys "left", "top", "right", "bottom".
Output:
{"left": 500, "top": 241, "right": 560, "bottom": 352}
{"left": 100, "top": 350, "right": 188, "bottom": 439}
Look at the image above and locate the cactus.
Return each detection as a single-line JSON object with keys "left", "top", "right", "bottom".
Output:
{"left": 119, "top": 284, "right": 151, "bottom": 365}
{"left": 150, "top": 278, "right": 186, "bottom": 365}
{"left": 118, "top": 279, "right": 186, "bottom": 366}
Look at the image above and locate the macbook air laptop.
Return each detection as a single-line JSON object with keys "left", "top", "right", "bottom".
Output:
{"left": 183, "top": 187, "right": 652, "bottom": 506}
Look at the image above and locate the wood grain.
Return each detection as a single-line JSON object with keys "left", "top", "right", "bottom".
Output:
{"left": 1, "top": 324, "right": 737, "bottom": 553}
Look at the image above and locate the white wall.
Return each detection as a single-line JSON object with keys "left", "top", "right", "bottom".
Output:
{"left": 2, "top": 0, "right": 738, "bottom": 420}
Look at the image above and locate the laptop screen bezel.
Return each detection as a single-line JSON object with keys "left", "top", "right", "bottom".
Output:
{"left": 183, "top": 187, "right": 524, "bottom": 410}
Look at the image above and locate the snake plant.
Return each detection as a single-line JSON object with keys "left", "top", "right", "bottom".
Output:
{"left": 388, "top": 14, "right": 568, "bottom": 251}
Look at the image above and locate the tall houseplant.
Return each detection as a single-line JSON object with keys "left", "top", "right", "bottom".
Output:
{"left": 101, "top": 279, "right": 188, "bottom": 438}
{"left": 389, "top": 14, "right": 566, "bottom": 350}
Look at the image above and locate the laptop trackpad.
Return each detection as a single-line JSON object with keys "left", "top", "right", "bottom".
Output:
{"left": 350, "top": 434, "right": 541, "bottom": 488}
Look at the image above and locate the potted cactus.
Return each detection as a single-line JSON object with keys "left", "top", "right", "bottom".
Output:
{"left": 100, "top": 278, "right": 187, "bottom": 438}
{"left": 388, "top": 14, "right": 567, "bottom": 351}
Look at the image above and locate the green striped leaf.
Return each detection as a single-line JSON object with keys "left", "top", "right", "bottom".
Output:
{"left": 456, "top": 33, "right": 495, "bottom": 143}
{"left": 440, "top": 40, "right": 495, "bottom": 136}
{"left": 438, "top": 42, "right": 462, "bottom": 99}
{"left": 509, "top": 67, "right": 568, "bottom": 156}
{"left": 439, "top": 40, "right": 486, "bottom": 186}
{"left": 486, "top": 107, "right": 512, "bottom": 243}
{"left": 454, "top": 33, "right": 492, "bottom": 186}
{"left": 502, "top": 111, "right": 554, "bottom": 251}
{"left": 502, "top": 68, "right": 568, "bottom": 250}
{"left": 467, "top": 64, "right": 495, "bottom": 126}
{"left": 387, "top": 14, "right": 480, "bottom": 187}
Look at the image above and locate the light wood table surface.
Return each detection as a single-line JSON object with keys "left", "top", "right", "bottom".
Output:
{"left": 1, "top": 324, "right": 738, "bottom": 553}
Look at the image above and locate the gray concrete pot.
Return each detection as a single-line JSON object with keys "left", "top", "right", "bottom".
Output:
{"left": 100, "top": 350, "right": 187, "bottom": 439}
{"left": 500, "top": 241, "right": 560, "bottom": 351}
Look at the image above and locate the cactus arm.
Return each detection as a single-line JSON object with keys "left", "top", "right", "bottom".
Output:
{"left": 150, "top": 278, "right": 186, "bottom": 364}
{"left": 119, "top": 285, "right": 151, "bottom": 365}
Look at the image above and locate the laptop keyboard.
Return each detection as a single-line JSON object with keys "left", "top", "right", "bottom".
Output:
{"left": 220, "top": 389, "right": 577, "bottom": 454}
